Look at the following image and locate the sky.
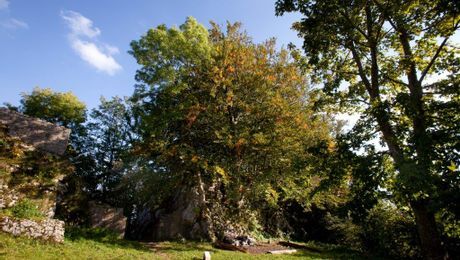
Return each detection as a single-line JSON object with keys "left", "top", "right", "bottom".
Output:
{"left": 0, "top": 0, "right": 302, "bottom": 110}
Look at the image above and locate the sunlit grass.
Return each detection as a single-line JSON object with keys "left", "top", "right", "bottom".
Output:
{"left": 0, "top": 231, "right": 369, "bottom": 260}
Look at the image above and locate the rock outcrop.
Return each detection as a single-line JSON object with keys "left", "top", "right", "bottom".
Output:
{"left": 0, "top": 110, "right": 72, "bottom": 243}
{"left": 0, "top": 108, "right": 70, "bottom": 155}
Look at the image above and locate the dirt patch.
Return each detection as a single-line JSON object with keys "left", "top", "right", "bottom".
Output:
{"left": 245, "top": 243, "right": 291, "bottom": 254}
{"left": 141, "top": 241, "right": 297, "bottom": 255}
{"left": 139, "top": 242, "right": 171, "bottom": 259}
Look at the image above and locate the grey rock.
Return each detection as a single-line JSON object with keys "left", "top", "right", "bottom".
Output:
{"left": 0, "top": 108, "right": 70, "bottom": 155}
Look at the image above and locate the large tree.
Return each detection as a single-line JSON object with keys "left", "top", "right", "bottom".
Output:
{"left": 128, "top": 17, "right": 330, "bottom": 240}
{"left": 276, "top": 0, "right": 459, "bottom": 258}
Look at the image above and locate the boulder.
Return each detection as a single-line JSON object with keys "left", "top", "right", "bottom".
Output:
{"left": 0, "top": 108, "right": 70, "bottom": 155}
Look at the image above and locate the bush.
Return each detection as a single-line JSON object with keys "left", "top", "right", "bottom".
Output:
{"left": 320, "top": 201, "right": 421, "bottom": 259}
{"left": 361, "top": 201, "right": 421, "bottom": 259}
{"left": 438, "top": 209, "right": 460, "bottom": 257}
{"left": 8, "top": 199, "right": 44, "bottom": 219}
{"left": 324, "top": 213, "right": 364, "bottom": 251}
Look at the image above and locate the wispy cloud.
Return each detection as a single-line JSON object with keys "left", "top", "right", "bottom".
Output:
{"left": 1, "top": 18, "right": 28, "bottom": 29}
{"left": 0, "top": 0, "right": 28, "bottom": 31}
{"left": 0, "top": 0, "right": 9, "bottom": 10}
{"left": 61, "top": 10, "right": 100, "bottom": 38}
{"left": 61, "top": 10, "right": 122, "bottom": 76}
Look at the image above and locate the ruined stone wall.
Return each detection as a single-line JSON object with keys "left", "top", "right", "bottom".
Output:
{"left": 0, "top": 108, "right": 70, "bottom": 155}
{"left": 0, "top": 216, "right": 65, "bottom": 243}
{"left": 0, "top": 111, "right": 71, "bottom": 242}
{"left": 0, "top": 182, "right": 19, "bottom": 209}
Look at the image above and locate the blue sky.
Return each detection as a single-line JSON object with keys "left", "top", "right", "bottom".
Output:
{"left": 0, "top": 0, "right": 302, "bottom": 110}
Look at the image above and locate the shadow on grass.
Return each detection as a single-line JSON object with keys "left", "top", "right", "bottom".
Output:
{"left": 289, "top": 241, "right": 385, "bottom": 260}
{"left": 65, "top": 227, "right": 151, "bottom": 252}
{"left": 144, "top": 240, "right": 217, "bottom": 253}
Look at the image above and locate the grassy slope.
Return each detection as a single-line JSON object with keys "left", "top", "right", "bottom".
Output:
{"left": 0, "top": 232, "right": 368, "bottom": 260}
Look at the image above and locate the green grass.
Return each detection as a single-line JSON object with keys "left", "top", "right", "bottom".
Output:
{"left": 0, "top": 231, "right": 369, "bottom": 260}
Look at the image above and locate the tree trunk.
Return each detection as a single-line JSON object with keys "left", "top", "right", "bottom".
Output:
{"left": 410, "top": 200, "right": 447, "bottom": 260}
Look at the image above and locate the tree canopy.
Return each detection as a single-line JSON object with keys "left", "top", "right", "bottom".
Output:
{"left": 20, "top": 87, "right": 86, "bottom": 128}
{"left": 276, "top": 0, "right": 459, "bottom": 258}
{"left": 128, "top": 17, "right": 331, "bottom": 239}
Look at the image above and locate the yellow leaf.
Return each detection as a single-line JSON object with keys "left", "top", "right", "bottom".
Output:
{"left": 448, "top": 161, "right": 458, "bottom": 172}
{"left": 191, "top": 155, "right": 199, "bottom": 163}
{"left": 215, "top": 166, "right": 228, "bottom": 183}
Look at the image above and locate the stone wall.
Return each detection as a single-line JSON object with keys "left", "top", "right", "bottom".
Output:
{"left": 0, "top": 182, "right": 19, "bottom": 209}
{"left": 0, "top": 111, "right": 71, "bottom": 243}
{"left": 88, "top": 201, "right": 126, "bottom": 238}
{"left": 0, "top": 216, "right": 65, "bottom": 243}
{"left": 0, "top": 108, "right": 70, "bottom": 155}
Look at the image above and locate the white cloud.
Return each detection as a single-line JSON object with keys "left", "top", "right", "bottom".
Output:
{"left": 103, "top": 44, "right": 120, "bottom": 55}
{"left": 1, "top": 18, "right": 28, "bottom": 29}
{"left": 61, "top": 10, "right": 122, "bottom": 75}
{"left": 0, "top": 0, "right": 9, "bottom": 10}
{"left": 60, "top": 10, "right": 100, "bottom": 38}
{"left": 71, "top": 39, "right": 122, "bottom": 75}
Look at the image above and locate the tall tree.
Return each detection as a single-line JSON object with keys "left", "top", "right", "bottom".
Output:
{"left": 128, "top": 17, "right": 330, "bottom": 240}
{"left": 276, "top": 1, "right": 459, "bottom": 258}
{"left": 84, "top": 96, "right": 137, "bottom": 204}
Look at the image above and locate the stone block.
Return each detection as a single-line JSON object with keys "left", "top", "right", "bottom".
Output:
{"left": 88, "top": 201, "right": 126, "bottom": 238}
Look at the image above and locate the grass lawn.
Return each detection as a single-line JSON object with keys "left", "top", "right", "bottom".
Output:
{"left": 0, "top": 231, "right": 368, "bottom": 259}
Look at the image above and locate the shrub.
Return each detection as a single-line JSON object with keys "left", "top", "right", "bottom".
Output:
{"left": 9, "top": 199, "right": 44, "bottom": 219}
{"left": 320, "top": 201, "right": 421, "bottom": 259}
{"left": 361, "top": 201, "right": 421, "bottom": 259}
{"left": 324, "top": 213, "right": 364, "bottom": 251}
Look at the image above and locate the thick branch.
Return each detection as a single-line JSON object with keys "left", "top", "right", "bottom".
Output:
{"left": 419, "top": 20, "right": 458, "bottom": 83}
{"left": 348, "top": 42, "right": 372, "bottom": 93}
{"left": 386, "top": 76, "right": 409, "bottom": 87}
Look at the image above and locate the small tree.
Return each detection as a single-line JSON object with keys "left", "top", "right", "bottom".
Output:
{"left": 20, "top": 87, "right": 87, "bottom": 149}
{"left": 20, "top": 87, "right": 86, "bottom": 128}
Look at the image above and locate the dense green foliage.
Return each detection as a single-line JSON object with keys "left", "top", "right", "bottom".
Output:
{"left": 276, "top": 0, "right": 459, "bottom": 258}
{"left": 55, "top": 96, "right": 137, "bottom": 224}
{"left": 1, "top": 3, "right": 458, "bottom": 257}
{"left": 128, "top": 17, "right": 331, "bottom": 236}
{"left": 20, "top": 87, "right": 86, "bottom": 129}
{"left": 80, "top": 97, "right": 136, "bottom": 204}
